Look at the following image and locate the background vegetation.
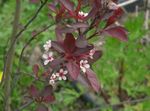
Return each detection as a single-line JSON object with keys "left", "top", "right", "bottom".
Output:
{"left": 0, "top": 0, "right": 150, "bottom": 111}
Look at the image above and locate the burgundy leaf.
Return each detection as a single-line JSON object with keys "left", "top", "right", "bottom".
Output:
{"left": 76, "top": 36, "right": 88, "bottom": 48}
{"left": 66, "top": 62, "right": 80, "bottom": 80}
{"left": 58, "top": 0, "right": 74, "bottom": 11}
{"left": 29, "top": 85, "right": 39, "bottom": 98}
{"left": 86, "top": 69, "right": 100, "bottom": 92}
{"left": 89, "top": 50, "right": 103, "bottom": 63}
{"left": 63, "top": 33, "right": 76, "bottom": 53}
{"left": 104, "top": 26, "right": 128, "bottom": 41}
{"left": 51, "top": 41, "right": 65, "bottom": 53}
{"left": 41, "top": 85, "right": 55, "bottom": 103}
{"left": 74, "top": 45, "right": 93, "bottom": 56}
{"left": 32, "top": 64, "right": 39, "bottom": 79}
{"left": 48, "top": 3, "right": 57, "bottom": 13}
{"left": 106, "top": 8, "right": 123, "bottom": 26}
{"left": 41, "top": 85, "right": 53, "bottom": 97}
{"left": 50, "top": 58, "right": 64, "bottom": 68}
{"left": 43, "top": 95, "right": 55, "bottom": 103}
{"left": 36, "top": 104, "right": 49, "bottom": 111}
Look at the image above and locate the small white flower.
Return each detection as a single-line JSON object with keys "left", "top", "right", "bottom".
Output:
{"left": 89, "top": 49, "right": 95, "bottom": 59}
{"left": 78, "top": 11, "right": 88, "bottom": 17}
{"left": 42, "top": 52, "right": 54, "bottom": 65}
{"left": 108, "top": 2, "right": 119, "bottom": 10}
{"left": 56, "top": 69, "right": 68, "bottom": 81}
{"left": 43, "top": 40, "right": 51, "bottom": 51}
{"left": 49, "top": 79, "right": 55, "bottom": 85}
{"left": 50, "top": 73, "right": 57, "bottom": 80}
{"left": 80, "top": 60, "right": 90, "bottom": 73}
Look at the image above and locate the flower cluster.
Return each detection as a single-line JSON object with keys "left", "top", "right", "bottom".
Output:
{"left": 49, "top": 69, "right": 68, "bottom": 85}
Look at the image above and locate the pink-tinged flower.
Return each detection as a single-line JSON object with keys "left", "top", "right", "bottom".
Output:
{"left": 43, "top": 40, "right": 51, "bottom": 52}
{"left": 89, "top": 49, "right": 96, "bottom": 59}
{"left": 56, "top": 69, "right": 68, "bottom": 80}
{"left": 42, "top": 52, "right": 54, "bottom": 65}
{"left": 49, "top": 73, "right": 57, "bottom": 85}
{"left": 78, "top": 11, "right": 88, "bottom": 17}
{"left": 80, "top": 60, "right": 90, "bottom": 73}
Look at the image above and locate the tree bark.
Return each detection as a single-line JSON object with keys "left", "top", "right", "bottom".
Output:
{"left": 3, "top": 0, "right": 21, "bottom": 111}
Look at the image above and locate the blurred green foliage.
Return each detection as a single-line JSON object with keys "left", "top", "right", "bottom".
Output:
{"left": 0, "top": 1, "right": 150, "bottom": 111}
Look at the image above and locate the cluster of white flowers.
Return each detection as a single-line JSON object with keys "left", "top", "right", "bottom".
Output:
{"left": 89, "top": 49, "right": 95, "bottom": 59}
{"left": 80, "top": 60, "right": 90, "bottom": 73}
{"left": 78, "top": 11, "right": 88, "bottom": 17}
{"left": 42, "top": 40, "right": 54, "bottom": 65}
{"left": 49, "top": 69, "right": 68, "bottom": 85}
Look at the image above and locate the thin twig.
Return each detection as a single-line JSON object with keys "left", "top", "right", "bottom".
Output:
{"left": 3, "top": 0, "right": 48, "bottom": 80}
{"left": 16, "top": 100, "right": 34, "bottom": 111}
{"left": 82, "top": 96, "right": 150, "bottom": 111}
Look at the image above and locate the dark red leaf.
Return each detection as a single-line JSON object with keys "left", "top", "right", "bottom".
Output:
{"left": 64, "top": 33, "right": 76, "bottom": 53}
{"left": 29, "top": 85, "right": 39, "bottom": 98}
{"left": 41, "top": 85, "right": 55, "bottom": 103}
{"left": 76, "top": 36, "right": 88, "bottom": 48}
{"left": 41, "top": 85, "right": 53, "bottom": 97}
{"left": 66, "top": 62, "right": 80, "bottom": 80}
{"left": 106, "top": 8, "right": 123, "bottom": 27}
{"left": 50, "top": 58, "right": 64, "bottom": 68}
{"left": 86, "top": 69, "right": 100, "bottom": 92}
{"left": 32, "top": 64, "right": 39, "bottom": 79}
{"left": 48, "top": 3, "right": 57, "bottom": 13}
{"left": 89, "top": 50, "right": 103, "bottom": 63}
{"left": 58, "top": 0, "right": 74, "bottom": 11}
{"left": 104, "top": 26, "right": 128, "bottom": 41}
{"left": 36, "top": 104, "right": 49, "bottom": 111}
{"left": 74, "top": 45, "right": 93, "bottom": 56}
{"left": 51, "top": 41, "right": 65, "bottom": 53}
{"left": 43, "top": 95, "right": 55, "bottom": 103}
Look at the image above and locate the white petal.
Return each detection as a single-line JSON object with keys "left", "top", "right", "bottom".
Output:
{"left": 62, "top": 76, "right": 67, "bottom": 80}
{"left": 59, "top": 69, "right": 64, "bottom": 73}
{"left": 44, "top": 60, "right": 49, "bottom": 65}
{"left": 81, "top": 67, "right": 86, "bottom": 73}
{"left": 49, "top": 80, "right": 55, "bottom": 85}
{"left": 58, "top": 77, "right": 62, "bottom": 81}
{"left": 63, "top": 70, "right": 68, "bottom": 75}
{"left": 84, "top": 64, "right": 90, "bottom": 68}
{"left": 42, "top": 54, "right": 48, "bottom": 59}
{"left": 84, "top": 60, "right": 88, "bottom": 64}
{"left": 48, "top": 52, "right": 53, "bottom": 56}
{"left": 56, "top": 73, "right": 59, "bottom": 77}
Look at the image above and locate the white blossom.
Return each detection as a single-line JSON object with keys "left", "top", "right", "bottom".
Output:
{"left": 43, "top": 40, "right": 51, "bottom": 52}
{"left": 49, "top": 73, "right": 57, "bottom": 85}
{"left": 49, "top": 79, "right": 55, "bottom": 85}
{"left": 78, "top": 11, "right": 88, "bottom": 17}
{"left": 56, "top": 69, "right": 68, "bottom": 81}
{"left": 89, "top": 49, "right": 95, "bottom": 59}
{"left": 42, "top": 52, "right": 54, "bottom": 65}
{"left": 80, "top": 60, "right": 90, "bottom": 73}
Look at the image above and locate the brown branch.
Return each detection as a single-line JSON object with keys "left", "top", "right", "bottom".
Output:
{"left": 16, "top": 100, "right": 34, "bottom": 111}
{"left": 3, "top": 1, "right": 48, "bottom": 111}
{"left": 3, "top": 0, "right": 21, "bottom": 111}
{"left": 81, "top": 96, "right": 150, "bottom": 111}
